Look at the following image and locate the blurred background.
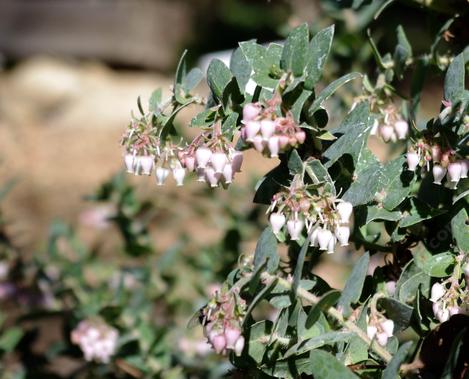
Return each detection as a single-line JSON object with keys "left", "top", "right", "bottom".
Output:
{"left": 0, "top": 0, "right": 464, "bottom": 377}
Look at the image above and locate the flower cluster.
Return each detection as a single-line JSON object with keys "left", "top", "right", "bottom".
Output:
{"left": 406, "top": 141, "right": 468, "bottom": 189}
{"left": 366, "top": 316, "right": 394, "bottom": 347}
{"left": 201, "top": 287, "right": 246, "bottom": 356}
{"left": 71, "top": 319, "right": 119, "bottom": 363}
{"left": 241, "top": 102, "right": 306, "bottom": 158}
{"left": 430, "top": 270, "right": 469, "bottom": 323}
{"left": 178, "top": 128, "right": 243, "bottom": 188}
{"left": 267, "top": 181, "right": 353, "bottom": 253}
{"left": 370, "top": 104, "right": 409, "bottom": 142}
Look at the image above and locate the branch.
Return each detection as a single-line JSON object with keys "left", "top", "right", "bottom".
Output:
{"left": 260, "top": 272, "right": 393, "bottom": 364}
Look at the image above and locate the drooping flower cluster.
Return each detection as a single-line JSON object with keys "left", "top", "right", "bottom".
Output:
{"left": 366, "top": 316, "right": 394, "bottom": 347}
{"left": 267, "top": 180, "right": 353, "bottom": 253}
{"left": 430, "top": 265, "right": 469, "bottom": 323}
{"left": 241, "top": 101, "right": 306, "bottom": 158}
{"left": 71, "top": 319, "right": 119, "bottom": 363}
{"left": 370, "top": 104, "right": 409, "bottom": 142}
{"left": 122, "top": 113, "right": 243, "bottom": 188}
{"left": 201, "top": 287, "right": 246, "bottom": 356}
{"left": 406, "top": 140, "right": 468, "bottom": 189}
{"left": 178, "top": 125, "right": 243, "bottom": 188}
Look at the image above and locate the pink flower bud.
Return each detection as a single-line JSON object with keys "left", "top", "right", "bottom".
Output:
{"left": 211, "top": 334, "right": 226, "bottom": 354}
{"left": 242, "top": 103, "right": 261, "bottom": 122}
{"left": 317, "top": 228, "right": 333, "bottom": 251}
{"left": 268, "top": 136, "right": 280, "bottom": 158}
{"left": 380, "top": 319, "right": 394, "bottom": 337}
{"left": 245, "top": 121, "right": 261, "bottom": 142}
{"left": 204, "top": 166, "right": 220, "bottom": 188}
{"left": 380, "top": 124, "right": 395, "bottom": 142}
{"left": 222, "top": 164, "right": 233, "bottom": 184}
{"left": 185, "top": 156, "right": 196, "bottom": 172}
{"left": 139, "top": 156, "right": 154, "bottom": 175}
{"left": 367, "top": 325, "right": 377, "bottom": 340}
{"left": 327, "top": 235, "right": 337, "bottom": 254}
{"left": 394, "top": 120, "right": 408, "bottom": 140}
{"left": 231, "top": 151, "right": 243, "bottom": 173}
{"left": 278, "top": 135, "right": 290, "bottom": 149}
{"left": 376, "top": 332, "right": 389, "bottom": 346}
{"left": 309, "top": 226, "right": 319, "bottom": 247}
{"left": 124, "top": 154, "right": 135, "bottom": 173}
{"left": 211, "top": 152, "right": 228, "bottom": 173}
{"left": 436, "top": 308, "right": 449, "bottom": 323}
{"left": 431, "top": 145, "right": 442, "bottom": 162}
{"left": 287, "top": 219, "right": 304, "bottom": 240}
{"left": 459, "top": 159, "right": 468, "bottom": 179}
{"left": 406, "top": 151, "right": 420, "bottom": 171}
{"left": 270, "top": 212, "right": 286, "bottom": 235}
{"left": 224, "top": 326, "right": 241, "bottom": 349}
{"left": 447, "top": 162, "right": 462, "bottom": 183}
{"left": 430, "top": 283, "right": 445, "bottom": 302}
{"left": 234, "top": 335, "right": 245, "bottom": 356}
{"left": 252, "top": 135, "right": 265, "bottom": 153}
{"left": 335, "top": 225, "right": 350, "bottom": 247}
{"left": 336, "top": 202, "right": 353, "bottom": 223}
{"left": 449, "top": 306, "right": 460, "bottom": 316}
{"left": 295, "top": 130, "right": 306, "bottom": 144}
{"left": 432, "top": 164, "right": 447, "bottom": 185}
{"left": 196, "top": 168, "right": 206, "bottom": 182}
{"left": 173, "top": 167, "right": 186, "bottom": 186}
{"left": 155, "top": 167, "right": 170, "bottom": 185}
{"left": 196, "top": 147, "right": 212, "bottom": 169}
{"left": 260, "top": 120, "right": 276, "bottom": 140}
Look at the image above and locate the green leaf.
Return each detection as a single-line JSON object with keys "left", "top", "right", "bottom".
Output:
{"left": 398, "top": 270, "right": 430, "bottom": 304}
{"left": 305, "top": 159, "right": 335, "bottom": 192}
{"left": 281, "top": 23, "right": 309, "bottom": 77}
{"left": 324, "top": 101, "right": 371, "bottom": 167}
{"left": 399, "top": 198, "right": 446, "bottom": 228}
{"left": 381, "top": 156, "right": 416, "bottom": 211}
{"left": 206, "top": 59, "right": 233, "bottom": 101}
{"left": 292, "top": 237, "right": 310, "bottom": 293}
{"left": 230, "top": 47, "right": 251, "bottom": 91}
{"left": 174, "top": 50, "right": 188, "bottom": 86}
{"left": 304, "top": 350, "right": 358, "bottom": 378}
{"left": 221, "top": 112, "right": 239, "bottom": 139}
{"left": 451, "top": 206, "right": 469, "bottom": 252}
{"left": 306, "top": 290, "right": 341, "bottom": 327}
{"left": 254, "top": 227, "right": 279, "bottom": 274}
{"left": 365, "top": 206, "right": 402, "bottom": 224}
{"left": 148, "top": 88, "right": 162, "bottom": 114}
{"left": 288, "top": 149, "right": 304, "bottom": 175}
{"left": 308, "top": 72, "right": 361, "bottom": 116}
{"left": 239, "top": 41, "right": 282, "bottom": 88}
{"left": 444, "top": 52, "right": 465, "bottom": 103}
{"left": 182, "top": 67, "right": 203, "bottom": 93}
{"left": 412, "top": 244, "right": 455, "bottom": 277}
{"left": 305, "top": 25, "right": 334, "bottom": 90}
{"left": 247, "top": 321, "right": 273, "bottom": 364}
{"left": 338, "top": 252, "right": 370, "bottom": 317}
{"left": 0, "top": 327, "right": 22, "bottom": 353}
{"left": 291, "top": 89, "right": 313, "bottom": 122}
{"left": 378, "top": 298, "right": 413, "bottom": 333}
{"left": 393, "top": 25, "right": 412, "bottom": 79}
{"left": 284, "top": 331, "right": 353, "bottom": 358}
{"left": 382, "top": 341, "right": 413, "bottom": 379}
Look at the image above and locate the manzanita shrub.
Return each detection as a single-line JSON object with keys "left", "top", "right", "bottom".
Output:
{"left": 120, "top": 4, "right": 468, "bottom": 379}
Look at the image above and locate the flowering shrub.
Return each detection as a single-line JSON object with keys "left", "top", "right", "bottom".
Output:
{"left": 119, "top": 4, "right": 468, "bottom": 378}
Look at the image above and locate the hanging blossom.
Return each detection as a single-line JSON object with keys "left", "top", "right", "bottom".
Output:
{"left": 366, "top": 315, "right": 395, "bottom": 347}
{"left": 71, "top": 319, "right": 119, "bottom": 363}
{"left": 267, "top": 178, "right": 353, "bottom": 254}
{"left": 201, "top": 286, "right": 246, "bottom": 356}
{"left": 430, "top": 261, "right": 469, "bottom": 323}
{"left": 369, "top": 103, "right": 409, "bottom": 142}
{"left": 178, "top": 122, "right": 243, "bottom": 188}
{"left": 121, "top": 112, "right": 243, "bottom": 188}
{"left": 240, "top": 98, "right": 306, "bottom": 158}
{"left": 405, "top": 138, "right": 468, "bottom": 190}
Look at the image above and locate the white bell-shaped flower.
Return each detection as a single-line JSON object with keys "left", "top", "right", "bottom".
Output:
{"left": 286, "top": 219, "right": 304, "bottom": 240}
{"left": 211, "top": 152, "right": 228, "bottom": 173}
{"left": 268, "top": 136, "right": 280, "bottom": 158}
{"left": 430, "top": 282, "right": 445, "bottom": 302}
{"left": 460, "top": 159, "right": 468, "bottom": 178}
{"left": 260, "top": 120, "right": 276, "bottom": 140}
{"left": 406, "top": 151, "right": 420, "bottom": 171}
{"left": 242, "top": 103, "right": 261, "bottom": 122}
{"left": 432, "top": 164, "right": 447, "bottom": 185}
{"left": 139, "top": 156, "right": 154, "bottom": 175}
{"left": 380, "top": 124, "right": 395, "bottom": 142}
{"left": 335, "top": 225, "right": 350, "bottom": 246}
{"left": 155, "top": 167, "right": 170, "bottom": 186}
{"left": 447, "top": 162, "right": 462, "bottom": 183}
{"left": 380, "top": 319, "right": 394, "bottom": 337}
{"left": 196, "top": 147, "right": 212, "bottom": 169}
{"left": 317, "top": 228, "right": 333, "bottom": 251}
{"left": 172, "top": 167, "right": 186, "bottom": 186}
{"left": 124, "top": 154, "right": 135, "bottom": 173}
{"left": 336, "top": 202, "right": 353, "bottom": 223}
{"left": 394, "top": 120, "right": 408, "bottom": 140}
{"left": 270, "top": 213, "right": 286, "bottom": 235}
{"left": 245, "top": 121, "right": 261, "bottom": 142}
